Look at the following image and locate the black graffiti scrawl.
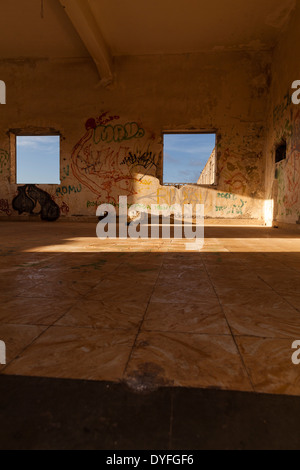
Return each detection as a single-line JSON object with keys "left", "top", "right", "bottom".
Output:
{"left": 12, "top": 185, "right": 60, "bottom": 221}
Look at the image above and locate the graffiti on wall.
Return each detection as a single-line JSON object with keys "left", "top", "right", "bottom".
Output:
{"left": 67, "top": 111, "right": 262, "bottom": 219}
{"left": 71, "top": 112, "right": 160, "bottom": 204}
{"left": 12, "top": 185, "right": 60, "bottom": 221}
{"left": 59, "top": 202, "right": 70, "bottom": 216}
{"left": 157, "top": 186, "right": 203, "bottom": 206}
{"left": 218, "top": 148, "right": 260, "bottom": 195}
{"left": 277, "top": 153, "right": 300, "bottom": 213}
{"left": 61, "top": 165, "right": 70, "bottom": 182}
{"left": 93, "top": 121, "right": 145, "bottom": 144}
{"left": 285, "top": 154, "right": 300, "bottom": 210}
{"left": 215, "top": 192, "right": 248, "bottom": 215}
{"left": 87, "top": 200, "right": 98, "bottom": 209}
{"left": 215, "top": 201, "right": 247, "bottom": 215}
{"left": 276, "top": 110, "right": 300, "bottom": 217}
{"left": 56, "top": 184, "right": 82, "bottom": 197}
{"left": 0, "top": 199, "right": 11, "bottom": 216}
{"left": 120, "top": 148, "right": 159, "bottom": 172}
{"left": 0, "top": 149, "right": 9, "bottom": 174}
{"left": 292, "top": 110, "right": 300, "bottom": 152}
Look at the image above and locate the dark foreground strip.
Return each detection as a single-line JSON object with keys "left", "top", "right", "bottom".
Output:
{"left": 0, "top": 375, "right": 300, "bottom": 450}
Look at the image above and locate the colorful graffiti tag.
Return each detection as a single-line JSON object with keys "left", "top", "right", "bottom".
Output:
{"left": 218, "top": 148, "right": 260, "bottom": 195}
{"left": 12, "top": 185, "right": 60, "bottom": 221}
{"left": 93, "top": 121, "right": 145, "bottom": 144}
{"left": 276, "top": 110, "right": 300, "bottom": 217}
{"left": 215, "top": 192, "right": 248, "bottom": 215}
{"left": 56, "top": 184, "right": 82, "bottom": 197}
{"left": 71, "top": 112, "right": 160, "bottom": 204}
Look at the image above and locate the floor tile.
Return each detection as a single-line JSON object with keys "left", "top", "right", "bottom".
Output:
{"left": 0, "top": 222, "right": 299, "bottom": 396}
{"left": 0, "top": 324, "right": 46, "bottom": 371}
{"left": 3, "top": 326, "right": 136, "bottom": 381}
{"left": 0, "top": 279, "right": 39, "bottom": 297}
{"left": 217, "top": 287, "right": 276, "bottom": 306}
{"left": 157, "top": 268, "right": 209, "bottom": 283}
{"left": 211, "top": 276, "right": 270, "bottom": 292}
{"left": 223, "top": 297, "right": 300, "bottom": 338}
{"left": 89, "top": 280, "right": 155, "bottom": 303}
{"left": 236, "top": 336, "right": 300, "bottom": 395}
{"left": 56, "top": 300, "right": 147, "bottom": 330}
{"left": 257, "top": 274, "right": 300, "bottom": 295}
{"left": 25, "top": 279, "right": 96, "bottom": 299}
{"left": 125, "top": 331, "right": 252, "bottom": 391}
{"left": 143, "top": 302, "right": 230, "bottom": 335}
{"left": 283, "top": 294, "right": 300, "bottom": 312}
{"left": 151, "top": 282, "right": 216, "bottom": 303}
{"left": 0, "top": 298, "right": 76, "bottom": 326}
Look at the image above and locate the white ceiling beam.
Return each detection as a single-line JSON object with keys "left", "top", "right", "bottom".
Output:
{"left": 59, "top": 0, "right": 113, "bottom": 85}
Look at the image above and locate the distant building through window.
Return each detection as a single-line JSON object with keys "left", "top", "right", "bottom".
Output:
{"left": 16, "top": 135, "right": 60, "bottom": 185}
{"left": 197, "top": 148, "right": 216, "bottom": 185}
{"left": 163, "top": 133, "right": 216, "bottom": 186}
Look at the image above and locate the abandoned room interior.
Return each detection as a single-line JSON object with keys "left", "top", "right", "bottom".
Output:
{"left": 1, "top": 0, "right": 300, "bottom": 451}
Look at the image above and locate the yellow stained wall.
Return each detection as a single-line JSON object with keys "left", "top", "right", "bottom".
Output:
{"left": 0, "top": 50, "right": 270, "bottom": 221}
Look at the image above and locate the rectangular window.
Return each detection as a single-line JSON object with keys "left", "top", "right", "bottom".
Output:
{"left": 275, "top": 140, "right": 287, "bottom": 164}
{"left": 16, "top": 135, "right": 60, "bottom": 184}
{"left": 163, "top": 133, "right": 216, "bottom": 186}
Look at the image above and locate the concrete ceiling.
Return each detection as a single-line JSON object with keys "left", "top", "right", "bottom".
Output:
{"left": 0, "top": 0, "right": 297, "bottom": 82}
{"left": 90, "top": 0, "right": 297, "bottom": 55}
{"left": 0, "top": 0, "right": 90, "bottom": 59}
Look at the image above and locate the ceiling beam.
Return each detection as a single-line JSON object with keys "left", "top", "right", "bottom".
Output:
{"left": 59, "top": 0, "right": 113, "bottom": 85}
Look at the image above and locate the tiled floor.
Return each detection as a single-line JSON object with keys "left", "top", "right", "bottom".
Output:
{"left": 1, "top": 222, "right": 300, "bottom": 395}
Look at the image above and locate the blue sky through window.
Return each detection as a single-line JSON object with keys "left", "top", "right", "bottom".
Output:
{"left": 16, "top": 136, "right": 60, "bottom": 184}
{"left": 163, "top": 133, "right": 216, "bottom": 184}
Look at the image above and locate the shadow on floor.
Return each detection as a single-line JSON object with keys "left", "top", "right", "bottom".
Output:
{"left": 1, "top": 375, "right": 300, "bottom": 450}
